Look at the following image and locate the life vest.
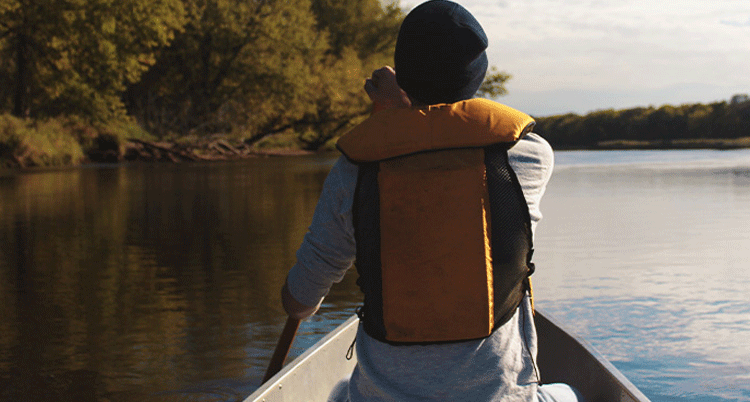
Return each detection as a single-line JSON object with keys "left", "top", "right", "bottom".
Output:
{"left": 337, "top": 98, "right": 536, "bottom": 344}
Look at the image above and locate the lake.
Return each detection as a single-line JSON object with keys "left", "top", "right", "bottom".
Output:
{"left": 1, "top": 149, "right": 749, "bottom": 401}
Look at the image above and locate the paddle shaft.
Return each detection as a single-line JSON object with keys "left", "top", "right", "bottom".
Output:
{"left": 263, "top": 316, "right": 301, "bottom": 383}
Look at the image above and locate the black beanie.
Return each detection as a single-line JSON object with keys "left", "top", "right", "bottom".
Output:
{"left": 395, "top": 0, "right": 488, "bottom": 105}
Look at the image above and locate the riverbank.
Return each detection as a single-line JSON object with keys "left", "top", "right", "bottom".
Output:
{"left": 2, "top": 137, "right": 319, "bottom": 169}
{"left": 5, "top": 133, "right": 750, "bottom": 170}
{"left": 122, "top": 136, "right": 316, "bottom": 163}
{"left": 0, "top": 113, "right": 324, "bottom": 169}
{"left": 563, "top": 136, "right": 750, "bottom": 151}
{"left": 3, "top": 112, "right": 750, "bottom": 170}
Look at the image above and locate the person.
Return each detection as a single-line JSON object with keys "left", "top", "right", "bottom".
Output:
{"left": 281, "top": 1, "right": 582, "bottom": 400}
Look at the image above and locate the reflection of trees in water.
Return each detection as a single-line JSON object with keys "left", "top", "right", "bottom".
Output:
{"left": 0, "top": 158, "right": 343, "bottom": 399}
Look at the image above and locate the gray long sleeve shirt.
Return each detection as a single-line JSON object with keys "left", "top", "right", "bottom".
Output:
{"left": 286, "top": 133, "right": 554, "bottom": 402}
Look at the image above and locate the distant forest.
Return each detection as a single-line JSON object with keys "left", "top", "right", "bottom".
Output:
{"left": 535, "top": 94, "right": 750, "bottom": 149}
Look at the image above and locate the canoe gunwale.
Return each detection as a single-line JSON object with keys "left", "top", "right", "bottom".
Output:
{"left": 247, "top": 310, "right": 651, "bottom": 402}
{"left": 534, "top": 308, "right": 651, "bottom": 402}
{"left": 245, "top": 316, "right": 359, "bottom": 402}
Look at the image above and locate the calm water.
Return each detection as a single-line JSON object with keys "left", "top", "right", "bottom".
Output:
{"left": 1, "top": 149, "right": 750, "bottom": 401}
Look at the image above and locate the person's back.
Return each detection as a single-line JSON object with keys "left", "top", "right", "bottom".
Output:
{"left": 281, "top": 1, "right": 582, "bottom": 400}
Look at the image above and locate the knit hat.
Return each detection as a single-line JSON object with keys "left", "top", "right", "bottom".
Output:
{"left": 395, "top": 0, "right": 488, "bottom": 105}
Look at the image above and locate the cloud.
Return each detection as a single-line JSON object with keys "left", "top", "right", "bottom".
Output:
{"left": 720, "top": 18, "right": 750, "bottom": 27}
{"left": 499, "top": 83, "right": 749, "bottom": 116}
{"left": 398, "top": 1, "right": 750, "bottom": 113}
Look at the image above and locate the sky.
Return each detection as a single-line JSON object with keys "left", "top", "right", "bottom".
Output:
{"left": 399, "top": 0, "right": 750, "bottom": 116}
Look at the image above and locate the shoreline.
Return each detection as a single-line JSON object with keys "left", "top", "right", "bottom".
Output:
{"left": 121, "top": 137, "right": 317, "bottom": 163}
{"left": 551, "top": 136, "right": 750, "bottom": 151}
{"left": 3, "top": 136, "right": 750, "bottom": 173}
{"left": 1, "top": 136, "right": 323, "bottom": 171}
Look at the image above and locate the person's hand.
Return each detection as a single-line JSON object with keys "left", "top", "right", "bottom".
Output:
{"left": 364, "top": 66, "right": 411, "bottom": 111}
{"left": 281, "top": 281, "right": 320, "bottom": 320}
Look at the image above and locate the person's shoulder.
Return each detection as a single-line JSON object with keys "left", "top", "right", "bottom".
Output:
{"left": 509, "top": 133, "right": 554, "bottom": 168}
{"left": 331, "top": 155, "right": 359, "bottom": 179}
{"left": 324, "top": 155, "right": 359, "bottom": 195}
{"left": 517, "top": 132, "right": 553, "bottom": 154}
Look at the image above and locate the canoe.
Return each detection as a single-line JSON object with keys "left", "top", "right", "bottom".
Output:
{"left": 245, "top": 308, "right": 651, "bottom": 402}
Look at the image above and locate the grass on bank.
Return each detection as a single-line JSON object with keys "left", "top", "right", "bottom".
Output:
{"left": 0, "top": 114, "right": 154, "bottom": 168}
{"left": 0, "top": 114, "right": 84, "bottom": 168}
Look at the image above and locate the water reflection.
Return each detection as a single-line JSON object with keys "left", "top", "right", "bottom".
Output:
{"left": 532, "top": 150, "right": 750, "bottom": 402}
{"left": 2, "top": 149, "right": 750, "bottom": 402}
{"left": 0, "top": 156, "right": 353, "bottom": 401}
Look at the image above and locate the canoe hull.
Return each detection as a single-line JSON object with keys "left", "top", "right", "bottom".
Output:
{"left": 247, "top": 317, "right": 358, "bottom": 402}
{"left": 246, "top": 309, "right": 650, "bottom": 402}
{"left": 535, "top": 311, "right": 650, "bottom": 402}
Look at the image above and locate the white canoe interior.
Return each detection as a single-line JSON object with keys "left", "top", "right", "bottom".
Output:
{"left": 246, "top": 308, "right": 651, "bottom": 402}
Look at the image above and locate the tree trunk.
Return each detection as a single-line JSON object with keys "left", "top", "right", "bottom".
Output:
{"left": 12, "top": 33, "right": 29, "bottom": 118}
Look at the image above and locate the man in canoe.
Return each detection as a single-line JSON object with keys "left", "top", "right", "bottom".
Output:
{"left": 281, "top": 1, "right": 581, "bottom": 400}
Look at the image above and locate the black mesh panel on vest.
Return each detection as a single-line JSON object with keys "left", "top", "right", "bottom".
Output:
{"left": 352, "top": 162, "right": 387, "bottom": 340}
{"left": 484, "top": 144, "right": 534, "bottom": 328}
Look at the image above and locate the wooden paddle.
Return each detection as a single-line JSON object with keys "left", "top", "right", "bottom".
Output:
{"left": 262, "top": 315, "right": 301, "bottom": 383}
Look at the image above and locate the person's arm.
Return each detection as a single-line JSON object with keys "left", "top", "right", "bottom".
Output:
{"left": 281, "top": 281, "right": 321, "bottom": 320}
{"left": 283, "top": 157, "right": 358, "bottom": 319}
{"left": 283, "top": 67, "right": 409, "bottom": 319}
{"left": 508, "top": 133, "right": 555, "bottom": 235}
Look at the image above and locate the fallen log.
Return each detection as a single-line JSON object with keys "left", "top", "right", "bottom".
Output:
{"left": 125, "top": 139, "right": 200, "bottom": 162}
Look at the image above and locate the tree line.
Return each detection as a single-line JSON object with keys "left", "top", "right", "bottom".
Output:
{"left": 2, "top": 0, "right": 747, "bottom": 159}
{"left": 534, "top": 94, "right": 750, "bottom": 148}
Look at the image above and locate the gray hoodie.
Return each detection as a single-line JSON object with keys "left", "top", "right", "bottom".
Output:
{"left": 287, "top": 133, "right": 555, "bottom": 401}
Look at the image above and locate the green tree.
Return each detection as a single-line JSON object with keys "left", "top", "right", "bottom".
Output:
{"left": 311, "top": 0, "right": 402, "bottom": 59}
{"left": 125, "top": 0, "right": 329, "bottom": 137}
{"left": 684, "top": 104, "right": 712, "bottom": 139}
{"left": 534, "top": 113, "right": 584, "bottom": 148}
{"left": 619, "top": 107, "right": 652, "bottom": 141}
{"left": 644, "top": 105, "right": 688, "bottom": 141}
{"left": 125, "top": 0, "right": 405, "bottom": 148}
{"left": 292, "top": 0, "right": 404, "bottom": 149}
{"left": 0, "top": 0, "right": 185, "bottom": 120}
{"left": 720, "top": 98, "right": 750, "bottom": 139}
{"left": 476, "top": 67, "right": 511, "bottom": 99}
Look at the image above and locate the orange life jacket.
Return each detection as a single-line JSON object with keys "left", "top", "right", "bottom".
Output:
{"left": 337, "top": 99, "right": 536, "bottom": 344}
